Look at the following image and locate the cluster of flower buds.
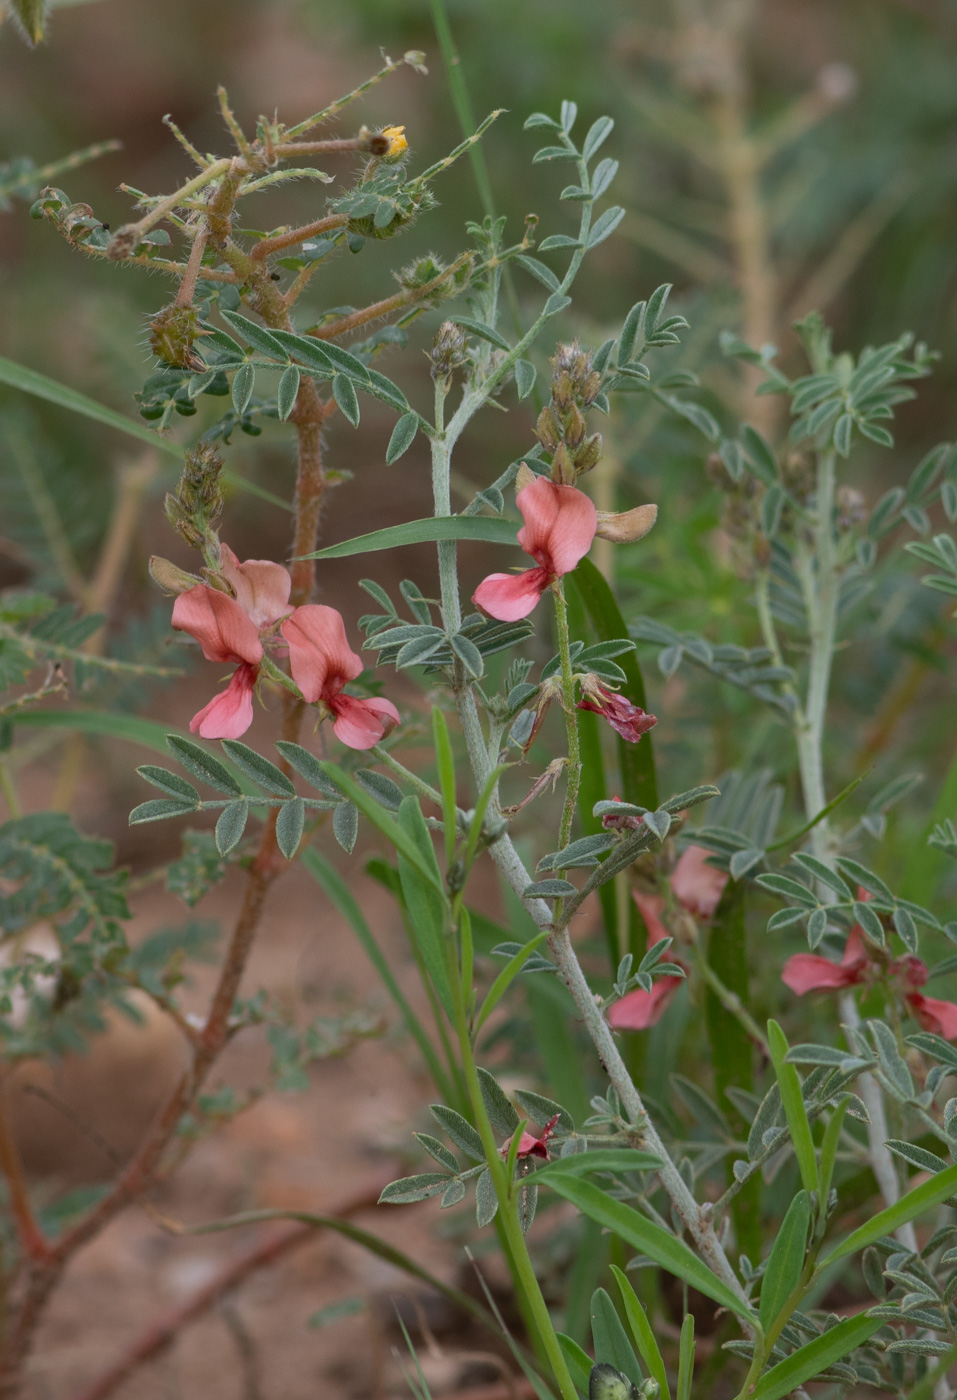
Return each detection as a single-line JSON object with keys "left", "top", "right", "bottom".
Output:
{"left": 536, "top": 341, "right": 603, "bottom": 484}
{"left": 162, "top": 443, "right": 225, "bottom": 562}
{"left": 149, "top": 302, "right": 208, "bottom": 371}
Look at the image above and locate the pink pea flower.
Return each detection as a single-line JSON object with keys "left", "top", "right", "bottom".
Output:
{"left": 609, "top": 971, "right": 685, "bottom": 1031}
{"left": 577, "top": 683, "right": 658, "bottom": 744}
{"left": 781, "top": 927, "right": 869, "bottom": 995}
{"left": 472, "top": 475, "right": 597, "bottom": 621}
{"left": 672, "top": 844, "right": 729, "bottom": 919}
{"left": 171, "top": 546, "right": 292, "bottom": 740}
{"left": 782, "top": 915, "right": 957, "bottom": 1040}
{"left": 501, "top": 1113, "right": 560, "bottom": 1162}
{"left": 281, "top": 604, "right": 399, "bottom": 751}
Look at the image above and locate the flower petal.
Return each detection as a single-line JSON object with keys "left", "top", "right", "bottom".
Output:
{"left": 577, "top": 686, "right": 657, "bottom": 743}
{"left": 672, "top": 845, "right": 728, "bottom": 919}
{"left": 472, "top": 567, "right": 549, "bottom": 621}
{"left": 331, "top": 694, "right": 400, "bottom": 750}
{"left": 517, "top": 477, "right": 597, "bottom": 576}
{"left": 281, "top": 604, "right": 362, "bottom": 704}
{"left": 631, "top": 889, "right": 669, "bottom": 945}
{"left": 189, "top": 664, "right": 258, "bottom": 739}
{"left": 220, "top": 544, "right": 292, "bottom": 629}
{"left": 608, "top": 976, "right": 683, "bottom": 1030}
{"left": 781, "top": 953, "right": 862, "bottom": 995}
{"left": 172, "top": 586, "right": 262, "bottom": 666}
{"left": 908, "top": 994, "right": 957, "bottom": 1040}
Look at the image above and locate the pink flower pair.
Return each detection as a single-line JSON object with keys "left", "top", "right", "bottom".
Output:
{"left": 171, "top": 546, "right": 398, "bottom": 749}
{"left": 782, "top": 913, "right": 957, "bottom": 1039}
{"left": 608, "top": 846, "right": 728, "bottom": 1031}
{"left": 471, "top": 471, "right": 658, "bottom": 623}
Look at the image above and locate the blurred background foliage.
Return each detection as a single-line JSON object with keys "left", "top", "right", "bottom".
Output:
{"left": 0, "top": 0, "right": 955, "bottom": 891}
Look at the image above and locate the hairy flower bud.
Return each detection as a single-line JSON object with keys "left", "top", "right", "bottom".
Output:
{"left": 594, "top": 504, "right": 658, "bottom": 543}
{"left": 573, "top": 433, "right": 603, "bottom": 475}
{"left": 149, "top": 556, "right": 203, "bottom": 596}
{"left": 430, "top": 320, "right": 468, "bottom": 382}
{"left": 149, "top": 303, "right": 207, "bottom": 371}
{"left": 106, "top": 224, "right": 139, "bottom": 261}
{"left": 550, "top": 442, "right": 576, "bottom": 486}
{"left": 536, "top": 405, "right": 561, "bottom": 452}
{"left": 165, "top": 443, "right": 225, "bottom": 556}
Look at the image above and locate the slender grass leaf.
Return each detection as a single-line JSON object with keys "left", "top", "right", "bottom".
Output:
{"left": 752, "top": 1314, "right": 881, "bottom": 1400}
{"left": 759, "top": 1190, "right": 810, "bottom": 1331}
{"left": 546, "top": 1176, "right": 753, "bottom": 1321}
{"left": 303, "top": 516, "right": 519, "bottom": 560}
{"left": 820, "top": 1160, "right": 957, "bottom": 1266}
{"left": 591, "top": 1287, "right": 642, "bottom": 1387}
{"left": 610, "top": 1266, "right": 670, "bottom": 1398}
{"left": 768, "top": 1020, "right": 819, "bottom": 1194}
{"left": 535, "top": 1150, "right": 663, "bottom": 1182}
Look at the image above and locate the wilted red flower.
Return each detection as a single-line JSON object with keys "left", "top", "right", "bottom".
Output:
{"left": 281, "top": 604, "right": 399, "bottom": 750}
{"left": 472, "top": 475, "right": 597, "bottom": 621}
{"left": 501, "top": 1113, "right": 560, "bottom": 1161}
{"left": 577, "top": 683, "right": 658, "bottom": 744}
{"left": 171, "top": 545, "right": 292, "bottom": 739}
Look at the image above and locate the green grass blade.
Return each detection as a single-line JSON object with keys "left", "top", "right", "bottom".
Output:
{"left": 751, "top": 1314, "right": 881, "bottom": 1400}
{"left": 432, "top": 706, "right": 458, "bottom": 866}
{"left": 301, "top": 848, "right": 452, "bottom": 1100}
{"left": 819, "top": 1159, "right": 957, "bottom": 1267}
{"left": 545, "top": 1176, "right": 754, "bottom": 1322}
{"left": 767, "top": 1019, "right": 819, "bottom": 1195}
{"left": 303, "top": 516, "right": 519, "bottom": 559}
{"left": 610, "top": 1265, "right": 670, "bottom": 1398}
{"left": 676, "top": 1314, "right": 694, "bottom": 1400}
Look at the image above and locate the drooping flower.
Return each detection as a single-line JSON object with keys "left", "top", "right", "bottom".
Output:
{"left": 608, "top": 971, "right": 685, "bottom": 1031}
{"left": 472, "top": 474, "right": 597, "bottom": 621}
{"left": 577, "top": 681, "right": 658, "bottom": 744}
{"left": 171, "top": 546, "right": 292, "bottom": 740}
{"left": 501, "top": 1113, "right": 560, "bottom": 1161}
{"left": 781, "top": 927, "right": 868, "bottom": 995}
{"left": 281, "top": 604, "right": 399, "bottom": 750}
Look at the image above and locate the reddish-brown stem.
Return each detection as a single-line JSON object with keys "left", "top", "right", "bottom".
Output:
{"left": 274, "top": 137, "right": 368, "bottom": 157}
{"left": 65, "top": 1176, "right": 389, "bottom": 1400}
{"left": 308, "top": 252, "right": 473, "bottom": 341}
{"left": 174, "top": 225, "right": 209, "bottom": 307}
{"left": 250, "top": 212, "right": 348, "bottom": 262}
{"left": 0, "top": 1087, "right": 49, "bottom": 1263}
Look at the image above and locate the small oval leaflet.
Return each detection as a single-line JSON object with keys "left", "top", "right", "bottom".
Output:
{"left": 215, "top": 800, "right": 248, "bottom": 856}
{"left": 332, "top": 373, "right": 360, "bottom": 428}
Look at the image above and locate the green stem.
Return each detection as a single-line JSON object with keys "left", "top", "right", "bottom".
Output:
{"left": 450, "top": 937, "right": 578, "bottom": 1400}
{"left": 794, "top": 450, "right": 837, "bottom": 862}
{"left": 552, "top": 581, "right": 581, "bottom": 857}
{"left": 0, "top": 758, "right": 21, "bottom": 819}
{"left": 370, "top": 744, "right": 444, "bottom": 810}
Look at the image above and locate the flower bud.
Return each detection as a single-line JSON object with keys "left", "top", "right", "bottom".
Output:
{"left": 550, "top": 442, "right": 576, "bottom": 486}
{"left": 106, "top": 224, "right": 139, "bottom": 261}
{"left": 536, "top": 405, "right": 561, "bottom": 452}
{"left": 149, "top": 556, "right": 203, "bottom": 596}
{"left": 594, "top": 504, "right": 658, "bottom": 543}
{"left": 573, "top": 433, "right": 603, "bottom": 475}
{"left": 430, "top": 320, "right": 468, "bottom": 382}
{"left": 149, "top": 303, "right": 208, "bottom": 371}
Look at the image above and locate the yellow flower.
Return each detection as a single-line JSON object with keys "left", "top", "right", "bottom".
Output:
{"left": 380, "top": 125, "right": 408, "bottom": 159}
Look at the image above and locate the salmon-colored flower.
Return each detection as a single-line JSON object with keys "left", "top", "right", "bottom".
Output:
{"left": 609, "top": 972, "right": 685, "bottom": 1030}
{"left": 781, "top": 926, "right": 869, "bottom": 995}
{"left": 171, "top": 545, "right": 292, "bottom": 740}
{"left": 472, "top": 475, "right": 597, "bottom": 621}
{"left": 281, "top": 604, "right": 399, "bottom": 751}
{"left": 577, "top": 682, "right": 658, "bottom": 743}
{"left": 672, "top": 844, "right": 729, "bottom": 919}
